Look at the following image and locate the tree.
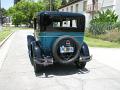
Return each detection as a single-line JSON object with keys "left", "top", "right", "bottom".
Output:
{"left": 7, "top": 0, "right": 44, "bottom": 27}
{"left": 0, "top": 8, "right": 7, "bottom": 16}
{"left": 7, "top": 0, "right": 61, "bottom": 27}
{"left": 54, "top": 0, "right": 61, "bottom": 10}
{"left": 0, "top": 8, "right": 7, "bottom": 24}
{"left": 42, "top": 0, "right": 61, "bottom": 11}
{"left": 61, "top": 0, "right": 67, "bottom": 6}
{"left": 12, "top": 11, "right": 26, "bottom": 26}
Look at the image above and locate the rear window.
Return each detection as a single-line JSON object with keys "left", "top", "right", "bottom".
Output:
{"left": 53, "top": 19, "right": 77, "bottom": 28}
{"left": 40, "top": 16, "right": 85, "bottom": 32}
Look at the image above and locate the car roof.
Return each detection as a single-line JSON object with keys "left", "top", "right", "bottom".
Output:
{"left": 36, "top": 11, "right": 85, "bottom": 18}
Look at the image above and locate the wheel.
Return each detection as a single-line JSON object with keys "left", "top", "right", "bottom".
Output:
{"left": 32, "top": 41, "right": 43, "bottom": 73}
{"left": 75, "top": 50, "right": 86, "bottom": 69}
{"left": 75, "top": 61, "right": 86, "bottom": 69}
{"left": 33, "top": 62, "right": 41, "bottom": 73}
{"left": 75, "top": 42, "right": 89, "bottom": 69}
{"left": 52, "top": 36, "right": 80, "bottom": 64}
{"left": 27, "top": 35, "right": 35, "bottom": 50}
{"left": 27, "top": 35, "right": 35, "bottom": 65}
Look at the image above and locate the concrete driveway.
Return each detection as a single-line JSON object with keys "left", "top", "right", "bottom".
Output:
{"left": 0, "top": 30, "right": 120, "bottom": 90}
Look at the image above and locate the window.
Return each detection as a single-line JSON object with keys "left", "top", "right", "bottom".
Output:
{"left": 42, "top": 16, "right": 85, "bottom": 32}
{"left": 71, "top": 6, "right": 73, "bottom": 12}
{"left": 53, "top": 19, "right": 77, "bottom": 28}
{"left": 72, "top": 20, "right": 77, "bottom": 27}
{"left": 76, "top": 4, "right": 79, "bottom": 13}
{"left": 66, "top": 7, "right": 68, "bottom": 12}
{"left": 83, "top": 1, "right": 87, "bottom": 11}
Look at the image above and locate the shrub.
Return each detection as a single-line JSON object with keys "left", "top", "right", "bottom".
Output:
{"left": 89, "top": 9, "right": 118, "bottom": 35}
{"left": 99, "top": 30, "right": 120, "bottom": 43}
{"left": 114, "top": 21, "right": 120, "bottom": 30}
{"left": 85, "top": 28, "right": 120, "bottom": 43}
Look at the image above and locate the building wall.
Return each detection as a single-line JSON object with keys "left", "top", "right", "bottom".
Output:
{"left": 100, "top": 0, "right": 114, "bottom": 11}
{"left": 59, "top": 0, "right": 120, "bottom": 27}
{"left": 101, "top": 0, "right": 114, "bottom": 8}
{"left": 100, "top": 0, "right": 120, "bottom": 20}
{"left": 59, "top": 1, "right": 89, "bottom": 27}
{"left": 115, "top": 0, "right": 120, "bottom": 20}
{"left": 59, "top": 1, "right": 84, "bottom": 13}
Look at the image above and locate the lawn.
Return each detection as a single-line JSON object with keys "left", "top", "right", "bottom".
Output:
{"left": 0, "top": 29, "right": 13, "bottom": 43}
{"left": 1, "top": 26, "right": 120, "bottom": 48}
{"left": 84, "top": 37, "right": 120, "bottom": 48}
{"left": 0, "top": 26, "right": 33, "bottom": 43}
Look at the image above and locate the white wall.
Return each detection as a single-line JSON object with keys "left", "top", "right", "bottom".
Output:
{"left": 59, "top": 1, "right": 90, "bottom": 27}
{"left": 101, "top": 0, "right": 114, "bottom": 7}
{"left": 59, "top": 1, "right": 84, "bottom": 13}
{"left": 99, "top": 0, "right": 120, "bottom": 20}
{"left": 59, "top": 0, "right": 120, "bottom": 27}
{"left": 115, "top": 0, "right": 120, "bottom": 20}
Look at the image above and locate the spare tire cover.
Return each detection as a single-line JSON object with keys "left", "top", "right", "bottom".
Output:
{"left": 52, "top": 36, "right": 80, "bottom": 64}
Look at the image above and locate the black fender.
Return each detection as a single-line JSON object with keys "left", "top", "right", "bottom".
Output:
{"left": 80, "top": 42, "right": 90, "bottom": 57}
{"left": 31, "top": 41, "right": 44, "bottom": 73}
{"left": 27, "top": 35, "right": 35, "bottom": 50}
{"left": 31, "top": 41, "right": 41, "bottom": 59}
{"left": 27, "top": 35, "right": 36, "bottom": 65}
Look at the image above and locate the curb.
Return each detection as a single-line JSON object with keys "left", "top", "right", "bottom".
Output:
{"left": 0, "top": 31, "right": 15, "bottom": 48}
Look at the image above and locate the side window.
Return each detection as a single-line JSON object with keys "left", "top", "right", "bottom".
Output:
{"left": 36, "top": 23, "right": 39, "bottom": 30}
{"left": 36, "top": 18, "right": 40, "bottom": 31}
{"left": 34, "top": 18, "right": 37, "bottom": 30}
{"left": 34, "top": 17, "right": 40, "bottom": 31}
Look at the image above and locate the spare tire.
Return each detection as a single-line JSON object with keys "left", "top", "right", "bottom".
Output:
{"left": 52, "top": 36, "right": 80, "bottom": 64}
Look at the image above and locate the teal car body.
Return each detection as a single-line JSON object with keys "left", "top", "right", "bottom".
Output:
{"left": 27, "top": 11, "right": 91, "bottom": 73}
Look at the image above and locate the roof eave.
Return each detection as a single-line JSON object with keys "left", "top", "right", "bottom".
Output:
{"left": 59, "top": 0, "right": 83, "bottom": 9}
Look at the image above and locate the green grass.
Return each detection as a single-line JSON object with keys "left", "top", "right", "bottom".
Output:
{"left": 1, "top": 26, "right": 120, "bottom": 48}
{"left": 0, "top": 26, "right": 32, "bottom": 43}
{"left": 84, "top": 37, "right": 120, "bottom": 48}
{"left": 11, "top": 27, "right": 33, "bottom": 30}
{"left": 0, "top": 29, "right": 13, "bottom": 43}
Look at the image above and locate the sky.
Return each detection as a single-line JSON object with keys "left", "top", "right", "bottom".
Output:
{"left": 1, "top": 0, "right": 14, "bottom": 10}
{"left": 1, "top": 0, "right": 39, "bottom": 10}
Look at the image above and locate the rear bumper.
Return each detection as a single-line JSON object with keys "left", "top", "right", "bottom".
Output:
{"left": 34, "top": 55, "right": 92, "bottom": 66}
{"left": 34, "top": 57, "right": 53, "bottom": 66}
{"left": 79, "top": 55, "right": 92, "bottom": 62}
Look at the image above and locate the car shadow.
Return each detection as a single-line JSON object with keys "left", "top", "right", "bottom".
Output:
{"left": 27, "top": 54, "right": 90, "bottom": 78}
{"left": 35, "top": 64, "right": 90, "bottom": 78}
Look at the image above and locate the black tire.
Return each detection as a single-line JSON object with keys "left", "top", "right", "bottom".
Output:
{"left": 27, "top": 35, "right": 35, "bottom": 65}
{"left": 52, "top": 36, "right": 80, "bottom": 64}
{"left": 27, "top": 35, "right": 35, "bottom": 50}
{"left": 32, "top": 41, "right": 43, "bottom": 73}
{"left": 75, "top": 42, "right": 89, "bottom": 69}
{"left": 33, "top": 62, "right": 41, "bottom": 73}
{"left": 75, "top": 61, "right": 86, "bottom": 69}
{"left": 75, "top": 52, "right": 86, "bottom": 69}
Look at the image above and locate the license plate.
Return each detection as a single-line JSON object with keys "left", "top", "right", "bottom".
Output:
{"left": 60, "top": 46, "right": 74, "bottom": 53}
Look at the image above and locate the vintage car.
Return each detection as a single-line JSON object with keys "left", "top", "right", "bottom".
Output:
{"left": 27, "top": 11, "right": 91, "bottom": 73}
